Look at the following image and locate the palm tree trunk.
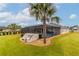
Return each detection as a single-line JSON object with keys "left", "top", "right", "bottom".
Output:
{"left": 43, "top": 19, "right": 47, "bottom": 44}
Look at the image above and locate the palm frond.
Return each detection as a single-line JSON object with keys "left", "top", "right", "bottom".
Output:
{"left": 29, "top": 3, "right": 59, "bottom": 23}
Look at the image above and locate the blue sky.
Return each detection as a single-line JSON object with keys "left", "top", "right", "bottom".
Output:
{"left": 56, "top": 3, "right": 79, "bottom": 26}
{"left": 0, "top": 3, "right": 79, "bottom": 27}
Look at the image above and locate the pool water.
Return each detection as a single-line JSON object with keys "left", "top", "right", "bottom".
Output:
{"left": 47, "top": 32, "right": 54, "bottom": 37}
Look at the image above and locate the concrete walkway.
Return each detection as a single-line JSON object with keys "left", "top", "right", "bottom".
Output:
{"left": 21, "top": 37, "right": 53, "bottom": 47}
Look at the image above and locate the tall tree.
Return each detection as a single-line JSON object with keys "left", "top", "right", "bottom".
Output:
{"left": 7, "top": 23, "right": 21, "bottom": 30}
{"left": 30, "top": 3, "right": 59, "bottom": 44}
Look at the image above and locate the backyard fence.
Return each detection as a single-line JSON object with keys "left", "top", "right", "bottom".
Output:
{"left": 0, "top": 31, "right": 21, "bottom": 36}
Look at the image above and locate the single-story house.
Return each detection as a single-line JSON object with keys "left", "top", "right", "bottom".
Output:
{"left": 60, "top": 26, "right": 70, "bottom": 34}
{"left": 21, "top": 23, "right": 71, "bottom": 42}
{"left": 21, "top": 23, "right": 61, "bottom": 38}
{"left": 70, "top": 25, "right": 79, "bottom": 32}
{"left": 0, "top": 26, "right": 6, "bottom": 31}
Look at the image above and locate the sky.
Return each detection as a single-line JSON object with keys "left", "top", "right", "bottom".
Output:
{"left": 0, "top": 3, "right": 79, "bottom": 27}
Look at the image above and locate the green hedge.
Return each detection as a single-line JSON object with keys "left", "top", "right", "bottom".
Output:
{"left": 0, "top": 31, "right": 20, "bottom": 36}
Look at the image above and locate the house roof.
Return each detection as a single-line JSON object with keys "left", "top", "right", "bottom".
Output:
{"left": 60, "top": 26, "right": 70, "bottom": 29}
{"left": 0, "top": 26, "right": 6, "bottom": 29}
{"left": 22, "top": 23, "right": 61, "bottom": 29}
{"left": 70, "top": 25, "right": 79, "bottom": 29}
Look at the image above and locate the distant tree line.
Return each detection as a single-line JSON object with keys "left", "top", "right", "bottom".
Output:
{"left": 0, "top": 23, "right": 22, "bottom": 36}
{"left": 7, "top": 23, "right": 22, "bottom": 30}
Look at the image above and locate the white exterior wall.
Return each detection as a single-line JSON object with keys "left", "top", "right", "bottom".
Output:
{"left": 60, "top": 28, "right": 70, "bottom": 34}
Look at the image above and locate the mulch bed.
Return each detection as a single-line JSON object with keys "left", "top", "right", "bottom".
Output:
{"left": 20, "top": 32, "right": 71, "bottom": 47}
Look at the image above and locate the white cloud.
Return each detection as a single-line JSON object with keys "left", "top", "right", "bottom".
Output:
{"left": 18, "top": 23, "right": 29, "bottom": 27}
{"left": 55, "top": 5, "right": 60, "bottom": 9}
{"left": 0, "top": 12, "right": 12, "bottom": 18}
{"left": 0, "top": 20, "right": 7, "bottom": 23}
{"left": 0, "top": 7, "right": 36, "bottom": 26}
{"left": 36, "top": 21, "right": 42, "bottom": 24}
{"left": 15, "top": 7, "right": 34, "bottom": 20}
{"left": 15, "top": 13, "right": 26, "bottom": 20}
{"left": 69, "top": 14, "right": 77, "bottom": 20}
{"left": 0, "top": 7, "right": 33, "bottom": 20}
{"left": 0, "top": 4, "right": 7, "bottom": 11}
{"left": 0, "top": 4, "right": 6, "bottom": 7}
{"left": 22, "top": 7, "right": 30, "bottom": 16}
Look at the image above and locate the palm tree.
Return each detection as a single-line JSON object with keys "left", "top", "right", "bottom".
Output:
{"left": 29, "top": 3, "right": 59, "bottom": 44}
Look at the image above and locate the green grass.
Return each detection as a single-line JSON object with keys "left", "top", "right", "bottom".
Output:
{"left": 0, "top": 32, "right": 79, "bottom": 56}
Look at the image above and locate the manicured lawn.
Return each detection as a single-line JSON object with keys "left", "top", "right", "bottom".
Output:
{"left": 0, "top": 32, "right": 79, "bottom": 56}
